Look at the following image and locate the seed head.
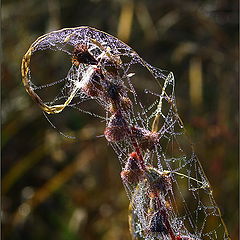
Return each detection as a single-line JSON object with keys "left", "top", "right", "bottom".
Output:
{"left": 72, "top": 44, "right": 98, "bottom": 66}
{"left": 104, "top": 111, "right": 128, "bottom": 142}
{"left": 145, "top": 167, "right": 172, "bottom": 194}
{"left": 121, "top": 152, "right": 144, "bottom": 185}
{"left": 131, "top": 127, "right": 159, "bottom": 151}
{"left": 81, "top": 68, "right": 105, "bottom": 97}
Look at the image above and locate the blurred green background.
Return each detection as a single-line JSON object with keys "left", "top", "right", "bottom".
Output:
{"left": 1, "top": 0, "right": 238, "bottom": 239}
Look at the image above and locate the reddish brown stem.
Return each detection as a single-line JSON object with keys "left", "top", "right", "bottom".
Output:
{"left": 120, "top": 111, "right": 176, "bottom": 239}
{"left": 130, "top": 139, "right": 146, "bottom": 171}
{"left": 129, "top": 132, "right": 176, "bottom": 239}
{"left": 155, "top": 193, "right": 176, "bottom": 240}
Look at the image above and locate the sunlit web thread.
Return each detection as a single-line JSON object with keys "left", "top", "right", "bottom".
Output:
{"left": 21, "top": 26, "right": 230, "bottom": 240}
{"left": 32, "top": 77, "right": 67, "bottom": 91}
{"left": 42, "top": 111, "right": 76, "bottom": 139}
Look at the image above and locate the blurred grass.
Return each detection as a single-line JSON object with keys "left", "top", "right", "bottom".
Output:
{"left": 1, "top": 0, "right": 238, "bottom": 239}
{"left": 2, "top": 145, "right": 47, "bottom": 194}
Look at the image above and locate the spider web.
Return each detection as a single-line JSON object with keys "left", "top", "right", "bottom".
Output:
{"left": 21, "top": 26, "right": 230, "bottom": 240}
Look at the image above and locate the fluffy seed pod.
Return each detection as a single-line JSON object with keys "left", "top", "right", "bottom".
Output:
{"left": 81, "top": 68, "right": 104, "bottom": 97}
{"left": 72, "top": 44, "right": 98, "bottom": 66}
{"left": 121, "top": 152, "right": 144, "bottom": 185}
{"left": 108, "top": 96, "right": 132, "bottom": 114}
{"left": 131, "top": 127, "right": 159, "bottom": 151}
{"left": 145, "top": 167, "right": 172, "bottom": 194}
{"left": 121, "top": 97, "right": 132, "bottom": 111}
{"left": 104, "top": 111, "right": 128, "bottom": 142}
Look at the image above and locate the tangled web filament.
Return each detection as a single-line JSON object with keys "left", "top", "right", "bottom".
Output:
{"left": 21, "top": 26, "right": 230, "bottom": 240}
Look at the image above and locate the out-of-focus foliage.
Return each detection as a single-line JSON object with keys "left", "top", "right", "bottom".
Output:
{"left": 1, "top": 0, "right": 238, "bottom": 239}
